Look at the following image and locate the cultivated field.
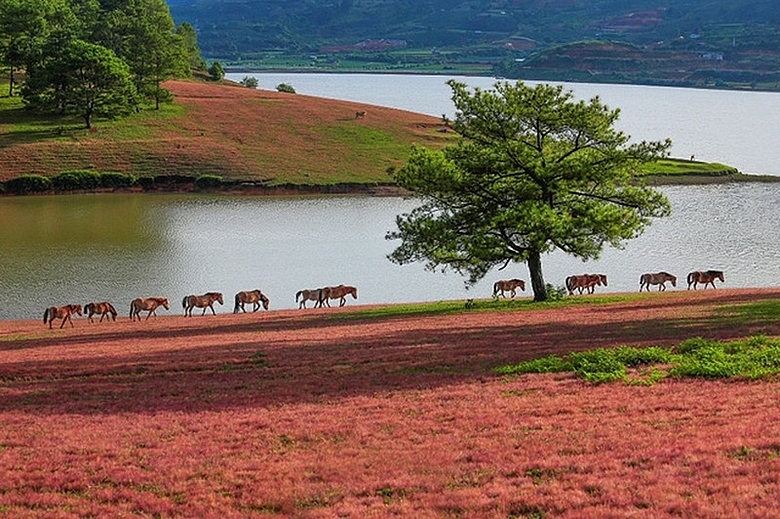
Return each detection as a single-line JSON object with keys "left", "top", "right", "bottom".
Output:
{"left": 2, "top": 288, "right": 780, "bottom": 516}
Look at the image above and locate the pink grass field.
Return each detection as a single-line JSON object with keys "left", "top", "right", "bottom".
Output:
{"left": 2, "top": 288, "right": 780, "bottom": 517}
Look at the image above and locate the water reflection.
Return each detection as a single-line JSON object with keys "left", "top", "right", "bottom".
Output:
{"left": 1, "top": 185, "right": 779, "bottom": 320}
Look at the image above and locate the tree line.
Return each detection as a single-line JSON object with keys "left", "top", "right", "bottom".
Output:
{"left": 0, "top": 0, "right": 204, "bottom": 127}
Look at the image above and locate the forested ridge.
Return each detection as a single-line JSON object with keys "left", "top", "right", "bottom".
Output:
{"left": 167, "top": 0, "right": 780, "bottom": 90}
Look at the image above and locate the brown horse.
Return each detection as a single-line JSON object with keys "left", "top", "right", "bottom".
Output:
{"left": 296, "top": 288, "right": 327, "bottom": 309}
{"left": 130, "top": 297, "right": 170, "bottom": 321}
{"left": 493, "top": 279, "right": 526, "bottom": 298}
{"left": 84, "top": 301, "right": 117, "bottom": 323}
{"left": 687, "top": 270, "right": 724, "bottom": 290}
{"left": 639, "top": 272, "right": 677, "bottom": 292}
{"left": 321, "top": 284, "right": 358, "bottom": 307}
{"left": 355, "top": 110, "right": 366, "bottom": 119}
{"left": 233, "top": 290, "right": 270, "bottom": 313}
{"left": 183, "top": 292, "right": 224, "bottom": 316}
{"left": 43, "top": 304, "right": 82, "bottom": 329}
{"left": 566, "top": 274, "right": 607, "bottom": 295}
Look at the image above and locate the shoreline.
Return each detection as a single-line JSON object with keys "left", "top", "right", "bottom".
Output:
{"left": 2, "top": 172, "right": 779, "bottom": 198}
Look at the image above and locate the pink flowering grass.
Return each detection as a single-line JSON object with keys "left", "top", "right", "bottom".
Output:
{"left": 2, "top": 288, "right": 780, "bottom": 516}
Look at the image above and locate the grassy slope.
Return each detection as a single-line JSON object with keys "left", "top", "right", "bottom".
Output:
{"left": 0, "top": 79, "right": 752, "bottom": 187}
{"left": 0, "top": 80, "right": 452, "bottom": 185}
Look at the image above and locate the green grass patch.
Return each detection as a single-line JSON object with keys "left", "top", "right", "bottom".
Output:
{"left": 497, "top": 336, "right": 780, "bottom": 383}
{"left": 639, "top": 158, "right": 738, "bottom": 177}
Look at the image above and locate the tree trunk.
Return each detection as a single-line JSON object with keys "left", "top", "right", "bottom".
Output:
{"left": 527, "top": 249, "right": 548, "bottom": 302}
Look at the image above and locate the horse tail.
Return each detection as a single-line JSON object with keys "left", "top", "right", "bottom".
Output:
{"left": 43, "top": 307, "right": 50, "bottom": 324}
{"left": 233, "top": 293, "right": 240, "bottom": 313}
{"left": 492, "top": 281, "right": 500, "bottom": 296}
{"left": 687, "top": 271, "right": 695, "bottom": 285}
{"left": 295, "top": 290, "right": 302, "bottom": 302}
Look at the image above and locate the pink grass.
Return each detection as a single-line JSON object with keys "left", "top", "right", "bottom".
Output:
{"left": 2, "top": 289, "right": 780, "bottom": 516}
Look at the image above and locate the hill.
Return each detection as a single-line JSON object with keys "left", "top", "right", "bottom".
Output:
{"left": 0, "top": 80, "right": 451, "bottom": 189}
{"left": 168, "top": 0, "right": 780, "bottom": 90}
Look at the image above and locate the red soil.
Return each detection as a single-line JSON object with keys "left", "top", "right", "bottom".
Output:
{"left": 2, "top": 288, "right": 780, "bottom": 516}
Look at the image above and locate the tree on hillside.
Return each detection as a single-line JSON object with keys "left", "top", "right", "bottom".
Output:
{"left": 93, "top": 0, "right": 189, "bottom": 109}
{"left": 0, "top": 0, "right": 76, "bottom": 96}
{"left": 176, "top": 22, "right": 206, "bottom": 71}
{"left": 25, "top": 39, "right": 136, "bottom": 128}
{"left": 386, "top": 80, "right": 672, "bottom": 302}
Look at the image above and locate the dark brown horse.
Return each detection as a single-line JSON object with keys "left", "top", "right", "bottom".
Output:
{"left": 565, "top": 274, "right": 607, "bottom": 295}
{"left": 321, "top": 284, "right": 358, "bottom": 307}
{"left": 233, "top": 290, "right": 270, "bottom": 313}
{"left": 43, "top": 304, "right": 82, "bottom": 329}
{"left": 687, "top": 270, "right": 724, "bottom": 290}
{"left": 183, "top": 292, "right": 223, "bottom": 316}
{"left": 493, "top": 279, "right": 526, "bottom": 298}
{"left": 84, "top": 301, "right": 117, "bottom": 323}
{"left": 130, "top": 297, "right": 170, "bottom": 321}
{"left": 640, "top": 272, "right": 676, "bottom": 292}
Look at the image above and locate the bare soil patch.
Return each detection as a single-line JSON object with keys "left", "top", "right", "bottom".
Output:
{"left": 2, "top": 288, "right": 780, "bottom": 516}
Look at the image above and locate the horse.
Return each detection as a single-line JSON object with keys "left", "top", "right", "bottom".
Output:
{"left": 493, "top": 279, "right": 526, "bottom": 298}
{"left": 233, "top": 290, "right": 270, "bottom": 313}
{"left": 687, "top": 270, "right": 724, "bottom": 290}
{"left": 130, "top": 297, "right": 170, "bottom": 321}
{"left": 296, "top": 288, "right": 327, "bottom": 309}
{"left": 639, "top": 272, "right": 677, "bottom": 292}
{"left": 322, "top": 284, "right": 358, "bottom": 307}
{"left": 355, "top": 110, "right": 366, "bottom": 119}
{"left": 565, "top": 274, "right": 606, "bottom": 295}
{"left": 43, "top": 304, "right": 82, "bottom": 329}
{"left": 84, "top": 301, "right": 117, "bottom": 323}
{"left": 183, "top": 292, "right": 223, "bottom": 316}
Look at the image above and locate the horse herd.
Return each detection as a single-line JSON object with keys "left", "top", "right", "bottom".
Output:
{"left": 42, "top": 270, "right": 725, "bottom": 329}
{"left": 41, "top": 284, "right": 358, "bottom": 329}
{"left": 491, "top": 269, "right": 725, "bottom": 298}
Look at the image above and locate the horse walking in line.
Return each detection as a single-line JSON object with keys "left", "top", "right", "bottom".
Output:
{"left": 130, "top": 297, "right": 170, "bottom": 321}
{"left": 566, "top": 274, "right": 607, "bottom": 295}
{"left": 639, "top": 272, "right": 677, "bottom": 292}
{"left": 233, "top": 290, "right": 270, "bottom": 313}
{"left": 322, "top": 284, "right": 358, "bottom": 307}
{"left": 493, "top": 279, "right": 526, "bottom": 298}
{"left": 296, "top": 288, "right": 327, "bottom": 309}
{"left": 43, "top": 304, "right": 82, "bottom": 329}
{"left": 183, "top": 292, "right": 223, "bottom": 316}
{"left": 84, "top": 301, "right": 117, "bottom": 323}
{"left": 687, "top": 270, "right": 724, "bottom": 290}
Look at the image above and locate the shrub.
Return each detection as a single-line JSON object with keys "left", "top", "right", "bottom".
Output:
{"left": 276, "top": 83, "right": 296, "bottom": 94}
{"left": 208, "top": 61, "right": 225, "bottom": 81}
{"left": 195, "top": 174, "right": 223, "bottom": 189}
{"left": 52, "top": 170, "right": 102, "bottom": 191}
{"left": 100, "top": 172, "right": 136, "bottom": 189}
{"left": 240, "top": 76, "right": 259, "bottom": 88}
{"left": 5, "top": 175, "right": 52, "bottom": 194}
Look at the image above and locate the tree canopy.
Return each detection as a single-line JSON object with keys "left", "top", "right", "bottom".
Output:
{"left": 0, "top": 0, "right": 202, "bottom": 123}
{"left": 387, "top": 80, "right": 672, "bottom": 302}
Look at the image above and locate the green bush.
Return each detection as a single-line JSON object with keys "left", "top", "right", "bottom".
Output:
{"left": 194, "top": 174, "right": 223, "bottom": 189}
{"left": 276, "top": 83, "right": 296, "bottom": 93}
{"left": 5, "top": 175, "right": 52, "bottom": 194}
{"left": 100, "top": 172, "right": 136, "bottom": 188}
{"left": 52, "top": 170, "right": 102, "bottom": 191}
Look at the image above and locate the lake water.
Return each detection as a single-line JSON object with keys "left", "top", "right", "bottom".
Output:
{"left": 227, "top": 72, "right": 780, "bottom": 177}
{"left": 2, "top": 183, "right": 780, "bottom": 321}
{"left": 3, "top": 74, "right": 780, "bottom": 320}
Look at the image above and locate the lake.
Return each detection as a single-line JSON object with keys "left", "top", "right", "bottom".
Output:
{"left": 2, "top": 183, "right": 780, "bottom": 321}
{"left": 3, "top": 74, "right": 780, "bottom": 320}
